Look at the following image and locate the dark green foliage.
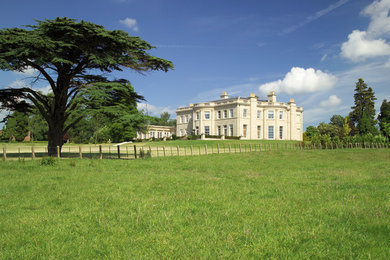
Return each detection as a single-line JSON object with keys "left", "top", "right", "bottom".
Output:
{"left": 28, "top": 110, "right": 48, "bottom": 141}
{"left": 349, "top": 79, "right": 377, "bottom": 135}
{"left": 40, "top": 157, "right": 57, "bottom": 166}
{"left": 329, "top": 115, "right": 344, "bottom": 128}
{"left": 378, "top": 99, "right": 390, "bottom": 137}
{"left": 304, "top": 126, "right": 319, "bottom": 139}
{"left": 317, "top": 122, "right": 340, "bottom": 138}
{"left": 146, "top": 112, "right": 176, "bottom": 126}
{"left": 3, "top": 111, "right": 29, "bottom": 141}
{"left": 0, "top": 17, "right": 173, "bottom": 155}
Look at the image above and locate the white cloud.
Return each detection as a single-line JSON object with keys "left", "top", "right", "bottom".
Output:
{"left": 35, "top": 85, "right": 52, "bottom": 95}
{"left": 258, "top": 67, "right": 337, "bottom": 95}
{"left": 119, "top": 17, "right": 138, "bottom": 31}
{"left": 341, "top": 30, "right": 390, "bottom": 61}
{"left": 385, "top": 58, "right": 390, "bottom": 67}
{"left": 13, "top": 66, "right": 37, "bottom": 76}
{"left": 321, "top": 54, "right": 328, "bottom": 62}
{"left": 341, "top": 0, "right": 390, "bottom": 62}
{"left": 320, "top": 95, "right": 342, "bottom": 107}
{"left": 9, "top": 80, "right": 29, "bottom": 89}
{"left": 363, "top": 0, "right": 390, "bottom": 37}
{"left": 283, "top": 0, "right": 350, "bottom": 34}
{"left": 137, "top": 103, "right": 176, "bottom": 117}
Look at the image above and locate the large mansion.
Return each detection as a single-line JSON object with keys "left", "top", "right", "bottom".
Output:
{"left": 176, "top": 91, "right": 303, "bottom": 140}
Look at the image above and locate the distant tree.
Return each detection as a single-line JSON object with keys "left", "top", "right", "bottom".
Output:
{"left": 329, "top": 115, "right": 344, "bottom": 128}
{"left": 349, "top": 78, "right": 377, "bottom": 135}
{"left": 304, "top": 125, "right": 319, "bottom": 139}
{"left": 342, "top": 116, "right": 352, "bottom": 137}
{"left": 3, "top": 111, "right": 29, "bottom": 141}
{"left": 378, "top": 99, "right": 390, "bottom": 137}
{"left": 28, "top": 110, "right": 48, "bottom": 141}
{"left": 0, "top": 17, "right": 173, "bottom": 155}
{"left": 317, "top": 122, "right": 339, "bottom": 138}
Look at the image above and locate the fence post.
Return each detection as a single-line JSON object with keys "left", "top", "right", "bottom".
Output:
{"left": 190, "top": 145, "right": 193, "bottom": 156}
{"left": 32, "top": 146, "right": 35, "bottom": 159}
{"left": 229, "top": 144, "right": 231, "bottom": 153}
{"left": 259, "top": 143, "right": 261, "bottom": 151}
{"left": 149, "top": 146, "right": 152, "bottom": 158}
{"left": 57, "top": 146, "right": 60, "bottom": 159}
{"left": 249, "top": 144, "right": 252, "bottom": 152}
{"left": 239, "top": 144, "right": 242, "bottom": 153}
{"left": 163, "top": 146, "right": 166, "bottom": 157}
{"left": 177, "top": 146, "right": 180, "bottom": 156}
{"left": 117, "top": 145, "right": 121, "bottom": 159}
{"left": 2, "top": 148, "right": 6, "bottom": 161}
{"left": 99, "top": 145, "right": 102, "bottom": 159}
{"left": 217, "top": 144, "right": 220, "bottom": 154}
{"left": 79, "top": 146, "right": 82, "bottom": 159}
{"left": 205, "top": 144, "right": 208, "bottom": 155}
{"left": 134, "top": 145, "right": 137, "bottom": 159}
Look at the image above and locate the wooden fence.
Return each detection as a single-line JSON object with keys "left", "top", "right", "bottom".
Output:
{"left": 1, "top": 142, "right": 389, "bottom": 161}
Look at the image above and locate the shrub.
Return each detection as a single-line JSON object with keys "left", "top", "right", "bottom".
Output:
{"left": 40, "top": 157, "right": 57, "bottom": 166}
{"left": 139, "top": 149, "right": 151, "bottom": 159}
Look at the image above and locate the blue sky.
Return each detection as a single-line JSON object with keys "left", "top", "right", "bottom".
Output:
{"left": 1, "top": 0, "right": 390, "bottom": 129}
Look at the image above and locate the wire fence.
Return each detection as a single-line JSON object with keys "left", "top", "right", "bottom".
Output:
{"left": 1, "top": 142, "right": 389, "bottom": 161}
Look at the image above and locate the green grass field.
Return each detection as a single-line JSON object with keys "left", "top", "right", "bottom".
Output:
{"left": 1, "top": 149, "right": 389, "bottom": 258}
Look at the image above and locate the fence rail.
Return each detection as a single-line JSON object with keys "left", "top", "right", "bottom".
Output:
{"left": 1, "top": 142, "right": 389, "bottom": 161}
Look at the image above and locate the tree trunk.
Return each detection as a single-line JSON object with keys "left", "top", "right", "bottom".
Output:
{"left": 47, "top": 121, "right": 65, "bottom": 157}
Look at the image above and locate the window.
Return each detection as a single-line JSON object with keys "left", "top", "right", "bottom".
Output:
{"left": 204, "top": 126, "right": 210, "bottom": 135}
{"left": 179, "top": 130, "right": 182, "bottom": 137}
{"left": 195, "top": 126, "right": 199, "bottom": 135}
{"left": 185, "top": 115, "right": 188, "bottom": 123}
{"left": 243, "top": 124, "right": 247, "bottom": 137}
{"left": 257, "top": 125, "right": 261, "bottom": 139}
{"left": 180, "top": 116, "right": 183, "bottom": 123}
{"left": 230, "top": 109, "right": 234, "bottom": 118}
{"left": 279, "top": 126, "right": 283, "bottom": 139}
{"left": 204, "top": 111, "right": 210, "bottom": 120}
{"left": 158, "top": 132, "right": 162, "bottom": 138}
{"left": 196, "top": 111, "right": 199, "bottom": 120}
{"left": 217, "top": 126, "right": 221, "bottom": 136}
{"left": 223, "top": 125, "right": 227, "bottom": 136}
{"left": 243, "top": 109, "right": 248, "bottom": 117}
{"left": 229, "top": 124, "right": 234, "bottom": 136}
{"left": 224, "top": 110, "right": 228, "bottom": 118}
{"left": 217, "top": 110, "right": 221, "bottom": 119}
{"left": 268, "top": 126, "right": 274, "bottom": 139}
{"left": 257, "top": 110, "right": 261, "bottom": 119}
{"left": 279, "top": 111, "right": 283, "bottom": 119}
{"left": 268, "top": 110, "right": 274, "bottom": 119}
{"left": 165, "top": 132, "right": 170, "bottom": 137}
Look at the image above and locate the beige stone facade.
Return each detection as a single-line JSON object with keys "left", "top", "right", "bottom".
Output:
{"left": 137, "top": 125, "right": 175, "bottom": 139}
{"left": 176, "top": 92, "right": 303, "bottom": 140}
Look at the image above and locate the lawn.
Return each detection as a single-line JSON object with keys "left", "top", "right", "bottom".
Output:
{"left": 0, "top": 149, "right": 389, "bottom": 258}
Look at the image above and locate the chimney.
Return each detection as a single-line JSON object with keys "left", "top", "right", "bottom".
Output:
{"left": 220, "top": 91, "right": 229, "bottom": 99}
{"left": 267, "top": 91, "right": 276, "bottom": 103}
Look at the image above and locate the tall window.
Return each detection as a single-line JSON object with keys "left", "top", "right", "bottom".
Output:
{"left": 185, "top": 115, "right": 188, "bottom": 123}
{"left": 243, "top": 124, "right": 247, "bottom": 137}
{"left": 223, "top": 125, "right": 228, "bottom": 136}
{"left": 279, "top": 111, "right": 283, "bottom": 119}
{"left": 204, "top": 126, "right": 210, "bottom": 135}
{"left": 217, "top": 111, "right": 221, "bottom": 119}
{"left": 257, "top": 110, "right": 261, "bottom": 119}
{"left": 257, "top": 125, "right": 261, "bottom": 139}
{"left": 223, "top": 110, "right": 228, "bottom": 118}
{"left": 204, "top": 111, "right": 210, "bottom": 120}
{"left": 230, "top": 109, "right": 234, "bottom": 118}
{"left": 179, "top": 130, "right": 182, "bottom": 137}
{"left": 243, "top": 109, "right": 248, "bottom": 117}
{"left": 195, "top": 126, "right": 199, "bottom": 135}
{"left": 180, "top": 116, "right": 183, "bottom": 123}
{"left": 229, "top": 124, "right": 233, "bottom": 136}
{"left": 268, "top": 126, "right": 274, "bottom": 139}
{"left": 196, "top": 111, "right": 199, "bottom": 120}
{"left": 268, "top": 110, "right": 274, "bottom": 119}
{"left": 158, "top": 132, "right": 162, "bottom": 138}
{"left": 217, "top": 126, "right": 221, "bottom": 136}
{"left": 279, "top": 126, "right": 283, "bottom": 139}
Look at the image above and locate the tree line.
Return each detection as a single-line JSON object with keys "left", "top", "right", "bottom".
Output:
{"left": 304, "top": 78, "right": 390, "bottom": 145}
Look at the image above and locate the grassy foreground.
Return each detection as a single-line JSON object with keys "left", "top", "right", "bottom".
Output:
{"left": 1, "top": 149, "right": 389, "bottom": 258}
